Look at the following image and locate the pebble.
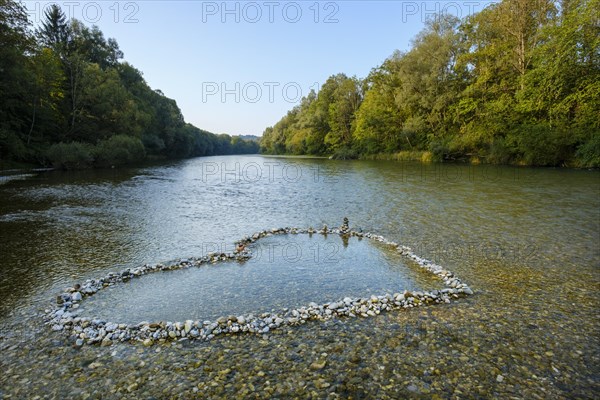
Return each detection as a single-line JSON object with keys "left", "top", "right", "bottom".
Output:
{"left": 44, "top": 224, "right": 473, "bottom": 346}
{"left": 105, "top": 323, "right": 117, "bottom": 332}
{"left": 315, "top": 379, "right": 330, "bottom": 389}
{"left": 407, "top": 383, "right": 419, "bottom": 393}
{"left": 310, "top": 360, "right": 327, "bottom": 370}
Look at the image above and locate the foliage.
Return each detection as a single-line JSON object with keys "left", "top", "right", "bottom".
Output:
{"left": 261, "top": 0, "right": 600, "bottom": 167}
{"left": 0, "top": 1, "right": 258, "bottom": 169}
{"left": 94, "top": 135, "right": 146, "bottom": 167}
{"left": 46, "top": 142, "right": 94, "bottom": 169}
{"left": 331, "top": 146, "right": 358, "bottom": 160}
{"left": 575, "top": 132, "right": 600, "bottom": 167}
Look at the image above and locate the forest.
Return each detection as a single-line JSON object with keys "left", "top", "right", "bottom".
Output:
{"left": 260, "top": 0, "right": 599, "bottom": 167}
{"left": 0, "top": 1, "right": 259, "bottom": 170}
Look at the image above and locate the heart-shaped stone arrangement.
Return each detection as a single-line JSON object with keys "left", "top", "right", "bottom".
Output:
{"left": 45, "top": 220, "right": 473, "bottom": 347}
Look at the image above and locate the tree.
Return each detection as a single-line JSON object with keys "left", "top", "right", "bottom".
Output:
{"left": 69, "top": 21, "right": 123, "bottom": 69}
{"left": 515, "top": 0, "right": 600, "bottom": 166}
{"left": 0, "top": 0, "right": 34, "bottom": 160}
{"left": 264, "top": 0, "right": 598, "bottom": 166}
{"left": 74, "top": 63, "right": 139, "bottom": 142}
{"left": 325, "top": 75, "right": 363, "bottom": 152}
{"left": 353, "top": 54, "right": 406, "bottom": 154}
{"left": 27, "top": 47, "right": 66, "bottom": 145}
{"left": 36, "top": 4, "right": 69, "bottom": 55}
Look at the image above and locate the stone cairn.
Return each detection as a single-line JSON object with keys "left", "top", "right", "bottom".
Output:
{"left": 340, "top": 217, "right": 350, "bottom": 233}
{"left": 44, "top": 219, "right": 474, "bottom": 347}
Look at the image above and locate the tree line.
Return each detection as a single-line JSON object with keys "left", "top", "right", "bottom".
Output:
{"left": 0, "top": 1, "right": 259, "bottom": 170}
{"left": 260, "top": 0, "right": 599, "bottom": 167}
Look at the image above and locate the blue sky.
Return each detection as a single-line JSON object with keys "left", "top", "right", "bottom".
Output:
{"left": 25, "top": 1, "right": 494, "bottom": 136}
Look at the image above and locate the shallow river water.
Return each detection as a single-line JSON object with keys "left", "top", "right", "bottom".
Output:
{"left": 78, "top": 234, "right": 441, "bottom": 324}
{"left": 0, "top": 155, "right": 598, "bottom": 398}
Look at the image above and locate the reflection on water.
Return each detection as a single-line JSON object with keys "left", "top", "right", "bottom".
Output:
{"left": 0, "top": 173, "right": 36, "bottom": 185}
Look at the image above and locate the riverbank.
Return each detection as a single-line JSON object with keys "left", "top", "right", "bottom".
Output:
{"left": 358, "top": 150, "right": 433, "bottom": 163}
{"left": 331, "top": 150, "right": 599, "bottom": 169}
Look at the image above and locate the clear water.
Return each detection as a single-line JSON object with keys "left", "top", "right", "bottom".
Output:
{"left": 0, "top": 156, "right": 598, "bottom": 398}
{"left": 77, "top": 234, "right": 439, "bottom": 323}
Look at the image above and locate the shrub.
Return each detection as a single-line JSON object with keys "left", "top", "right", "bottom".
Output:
{"left": 420, "top": 151, "right": 433, "bottom": 163}
{"left": 0, "top": 129, "right": 29, "bottom": 161}
{"left": 487, "top": 138, "right": 515, "bottom": 165}
{"left": 331, "top": 146, "right": 358, "bottom": 160}
{"left": 46, "top": 142, "right": 94, "bottom": 170}
{"left": 508, "top": 124, "right": 575, "bottom": 166}
{"left": 141, "top": 134, "right": 165, "bottom": 155}
{"left": 95, "top": 135, "right": 146, "bottom": 167}
{"left": 575, "top": 132, "right": 600, "bottom": 168}
{"left": 428, "top": 140, "right": 450, "bottom": 162}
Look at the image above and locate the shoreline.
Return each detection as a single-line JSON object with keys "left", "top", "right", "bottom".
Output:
{"left": 4, "top": 154, "right": 598, "bottom": 175}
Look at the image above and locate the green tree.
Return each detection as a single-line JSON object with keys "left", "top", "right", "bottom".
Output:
{"left": 395, "top": 14, "right": 464, "bottom": 155}
{"left": 69, "top": 20, "right": 123, "bottom": 69}
{"left": 353, "top": 53, "right": 408, "bottom": 154}
{"left": 27, "top": 47, "right": 66, "bottom": 146}
{"left": 36, "top": 4, "right": 69, "bottom": 54}
{"left": 454, "top": 0, "right": 557, "bottom": 160}
{"left": 0, "top": 0, "right": 34, "bottom": 161}
{"left": 74, "top": 63, "right": 140, "bottom": 142}
{"left": 1, "top": 2, "right": 257, "bottom": 167}
{"left": 325, "top": 75, "right": 363, "bottom": 152}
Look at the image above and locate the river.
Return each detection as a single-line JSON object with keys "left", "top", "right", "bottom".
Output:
{"left": 0, "top": 155, "right": 598, "bottom": 398}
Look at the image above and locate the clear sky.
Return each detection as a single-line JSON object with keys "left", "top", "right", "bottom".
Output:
{"left": 25, "top": 1, "right": 494, "bottom": 136}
